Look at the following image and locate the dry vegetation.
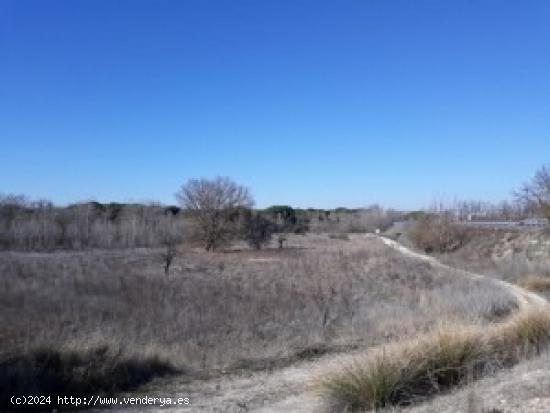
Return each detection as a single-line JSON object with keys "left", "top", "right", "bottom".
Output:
{"left": 0, "top": 196, "right": 186, "bottom": 251}
{"left": 405, "top": 348, "right": 550, "bottom": 413}
{"left": 433, "top": 227, "right": 550, "bottom": 290}
{"left": 518, "top": 275, "right": 550, "bottom": 293}
{"left": 321, "top": 307, "right": 550, "bottom": 411}
{"left": 2, "top": 171, "right": 548, "bottom": 412}
{"left": 341, "top": 224, "right": 550, "bottom": 412}
{"left": 407, "top": 212, "right": 469, "bottom": 254}
{"left": 0, "top": 234, "right": 519, "bottom": 410}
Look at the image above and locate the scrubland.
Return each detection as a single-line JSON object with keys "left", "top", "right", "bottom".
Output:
{"left": 0, "top": 233, "right": 522, "bottom": 411}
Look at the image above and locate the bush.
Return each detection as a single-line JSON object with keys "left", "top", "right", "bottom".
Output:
{"left": 241, "top": 211, "right": 273, "bottom": 250}
{"left": 408, "top": 213, "right": 469, "bottom": 253}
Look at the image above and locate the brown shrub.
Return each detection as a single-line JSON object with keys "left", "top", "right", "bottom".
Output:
{"left": 408, "top": 213, "right": 469, "bottom": 253}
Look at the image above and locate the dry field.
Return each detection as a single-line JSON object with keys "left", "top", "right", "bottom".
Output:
{"left": 0, "top": 233, "right": 522, "bottom": 411}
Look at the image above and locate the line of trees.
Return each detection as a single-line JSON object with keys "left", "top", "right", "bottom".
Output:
{"left": 0, "top": 178, "right": 403, "bottom": 253}
{"left": 176, "top": 177, "right": 405, "bottom": 252}
{"left": 0, "top": 195, "right": 184, "bottom": 251}
{"left": 453, "top": 199, "right": 527, "bottom": 221}
{"left": 5, "top": 163, "right": 546, "bottom": 253}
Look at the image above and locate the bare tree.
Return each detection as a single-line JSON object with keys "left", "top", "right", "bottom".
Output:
{"left": 516, "top": 164, "right": 550, "bottom": 219}
{"left": 175, "top": 177, "right": 254, "bottom": 251}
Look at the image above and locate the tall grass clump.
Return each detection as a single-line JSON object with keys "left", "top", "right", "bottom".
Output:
{"left": 322, "top": 306, "right": 550, "bottom": 411}
{"left": 323, "top": 357, "right": 403, "bottom": 410}
{"left": 490, "top": 308, "right": 550, "bottom": 359}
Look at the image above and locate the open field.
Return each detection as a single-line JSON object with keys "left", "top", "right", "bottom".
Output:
{"left": 78, "top": 233, "right": 549, "bottom": 413}
{"left": 1, "top": 233, "right": 527, "bottom": 411}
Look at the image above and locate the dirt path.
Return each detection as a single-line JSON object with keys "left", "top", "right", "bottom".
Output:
{"left": 90, "top": 351, "right": 349, "bottom": 412}
{"left": 97, "top": 236, "right": 547, "bottom": 413}
{"left": 376, "top": 235, "right": 547, "bottom": 309}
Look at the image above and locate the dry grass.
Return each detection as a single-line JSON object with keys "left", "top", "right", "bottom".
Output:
{"left": 435, "top": 228, "right": 550, "bottom": 286}
{"left": 0, "top": 234, "right": 519, "bottom": 409}
{"left": 405, "top": 348, "right": 550, "bottom": 413}
{"left": 321, "top": 307, "right": 550, "bottom": 411}
{"left": 518, "top": 275, "right": 550, "bottom": 292}
{"left": 407, "top": 214, "right": 470, "bottom": 253}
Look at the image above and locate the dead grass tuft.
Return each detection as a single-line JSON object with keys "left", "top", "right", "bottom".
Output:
{"left": 322, "top": 306, "right": 550, "bottom": 411}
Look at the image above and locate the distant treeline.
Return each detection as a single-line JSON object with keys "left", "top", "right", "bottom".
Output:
{"left": 0, "top": 195, "right": 402, "bottom": 251}
{"left": 263, "top": 204, "right": 402, "bottom": 234}
{"left": 0, "top": 195, "right": 185, "bottom": 251}
{"left": 3, "top": 193, "right": 537, "bottom": 253}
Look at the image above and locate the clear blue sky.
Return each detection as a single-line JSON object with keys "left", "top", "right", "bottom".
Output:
{"left": 1, "top": 1, "right": 549, "bottom": 209}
